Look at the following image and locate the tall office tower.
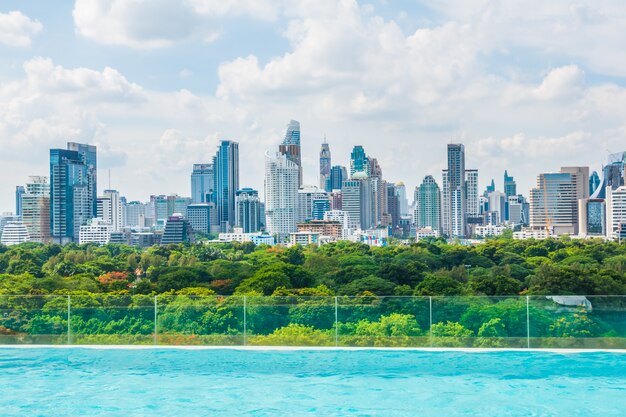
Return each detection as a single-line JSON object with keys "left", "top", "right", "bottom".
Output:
{"left": 330, "top": 190, "right": 342, "bottom": 210}
{"left": 395, "top": 182, "right": 408, "bottom": 217}
{"left": 465, "top": 169, "right": 479, "bottom": 216}
{"left": 21, "top": 176, "right": 51, "bottom": 243}
{"left": 15, "top": 186, "right": 25, "bottom": 217}
{"left": 236, "top": 188, "right": 262, "bottom": 233}
{"left": 591, "top": 151, "right": 626, "bottom": 199}
{"left": 97, "top": 189, "right": 123, "bottom": 231}
{"left": 415, "top": 175, "right": 442, "bottom": 232}
{"left": 589, "top": 171, "right": 601, "bottom": 195}
{"left": 264, "top": 151, "right": 299, "bottom": 239}
{"left": 153, "top": 195, "right": 191, "bottom": 221}
{"left": 350, "top": 146, "right": 370, "bottom": 177}
{"left": 484, "top": 178, "right": 495, "bottom": 197}
{"left": 504, "top": 171, "right": 517, "bottom": 197}
{"left": 191, "top": 163, "right": 214, "bottom": 203}
{"left": 213, "top": 140, "right": 239, "bottom": 232}
{"left": 297, "top": 185, "right": 329, "bottom": 223}
{"left": 488, "top": 191, "right": 507, "bottom": 225}
{"left": 279, "top": 120, "right": 302, "bottom": 186}
{"left": 50, "top": 148, "right": 91, "bottom": 244}
{"left": 386, "top": 182, "right": 400, "bottom": 230}
{"left": 442, "top": 144, "right": 466, "bottom": 237}
{"left": 67, "top": 142, "right": 97, "bottom": 219}
{"left": 341, "top": 179, "right": 362, "bottom": 230}
{"left": 124, "top": 201, "right": 146, "bottom": 227}
{"left": 441, "top": 170, "right": 450, "bottom": 235}
{"left": 529, "top": 172, "right": 578, "bottom": 235}
{"left": 187, "top": 203, "right": 218, "bottom": 234}
{"left": 368, "top": 157, "right": 385, "bottom": 224}
{"left": 329, "top": 165, "right": 347, "bottom": 190}
{"left": 319, "top": 141, "right": 331, "bottom": 191}
{"left": 560, "top": 166, "right": 590, "bottom": 233}
{"left": 606, "top": 186, "right": 626, "bottom": 240}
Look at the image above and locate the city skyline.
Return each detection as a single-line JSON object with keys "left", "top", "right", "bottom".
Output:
{"left": 2, "top": 1, "right": 626, "bottom": 211}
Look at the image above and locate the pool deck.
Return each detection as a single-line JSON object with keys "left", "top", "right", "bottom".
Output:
{"left": 1, "top": 345, "right": 625, "bottom": 353}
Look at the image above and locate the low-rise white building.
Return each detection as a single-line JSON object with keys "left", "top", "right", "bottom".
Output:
{"left": 289, "top": 231, "right": 320, "bottom": 246}
{"left": 513, "top": 227, "right": 549, "bottom": 240}
{"left": 475, "top": 225, "right": 508, "bottom": 238}
{"left": 218, "top": 227, "right": 275, "bottom": 245}
{"left": 79, "top": 219, "right": 112, "bottom": 245}
{"left": 0, "top": 221, "right": 30, "bottom": 246}
{"left": 416, "top": 227, "right": 440, "bottom": 240}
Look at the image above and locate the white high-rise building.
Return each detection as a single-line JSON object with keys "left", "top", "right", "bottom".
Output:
{"left": 606, "top": 186, "right": 626, "bottom": 240}
{"left": 21, "top": 176, "right": 51, "bottom": 243}
{"left": 124, "top": 201, "right": 146, "bottom": 227}
{"left": 97, "top": 189, "right": 123, "bottom": 231}
{"left": 465, "top": 169, "right": 479, "bottom": 217}
{"left": 395, "top": 182, "right": 408, "bottom": 217}
{"left": 488, "top": 191, "right": 507, "bottom": 225}
{"left": 264, "top": 151, "right": 299, "bottom": 239}
{"left": 442, "top": 144, "right": 467, "bottom": 238}
{"left": 323, "top": 210, "right": 352, "bottom": 239}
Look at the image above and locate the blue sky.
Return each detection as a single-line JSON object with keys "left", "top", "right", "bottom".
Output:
{"left": 1, "top": 0, "right": 626, "bottom": 212}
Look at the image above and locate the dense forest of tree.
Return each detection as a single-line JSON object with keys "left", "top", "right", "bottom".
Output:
{"left": 0, "top": 238, "right": 625, "bottom": 348}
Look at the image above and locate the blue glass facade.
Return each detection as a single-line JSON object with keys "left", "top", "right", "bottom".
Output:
{"left": 350, "top": 146, "right": 369, "bottom": 177}
{"left": 191, "top": 163, "right": 214, "bottom": 203}
{"left": 67, "top": 142, "right": 97, "bottom": 219}
{"left": 50, "top": 149, "right": 90, "bottom": 243}
{"left": 213, "top": 141, "right": 239, "bottom": 232}
{"left": 15, "top": 186, "right": 25, "bottom": 217}
{"left": 329, "top": 165, "right": 347, "bottom": 191}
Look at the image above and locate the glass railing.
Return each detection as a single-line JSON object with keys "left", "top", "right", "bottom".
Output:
{"left": 0, "top": 295, "right": 624, "bottom": 349}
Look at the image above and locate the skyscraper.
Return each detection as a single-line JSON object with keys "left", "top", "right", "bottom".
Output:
{"left": 191, "top": 163, "right": 214, "bottom": 204}
{"left": 213, "top": 141, "right": 239, "bottom": 232}
{"left": 236, "top": 188, "right": 262, "bottom": 233}
{"left": 279, "top": 120, "right": 302, "bottom": 186}
{"left": 329, "top": 165, "right": 347, "bottom": 190}
{"left": 415, "top": 175, "right": 442, "bottom": 232}
{"left": 465, "top": 169, "right": 479, "bottom": 217}
{"left": 395, "top": 182, "right": 408, "bottom": 217}
{"left": 50, "top": 148, "right": 92, "bottom": 244}
{"left": 21, "top": 176, "right": 51, "bottom": 243}
{"left": 589, "top": 171, "right": 601, "bottom": 195}
{"left": 97, "top": 189, "right": 123, "bottom": 231}
{"left": 67, "top": 142, "right": 97, "bottom": 219}
{"left": 297, "top": 185, "right": 329, "bottom": 223}
{"left": 442, "top": 144, "right": 466, "bottom": 237}
{"left": 319, "top": 141, "right": 331, "bottom": 191}
{"left": 504, "top": 170, "right": 517, "bottom": 197}
{"left": 15, "top": 186, "right": 25, "bottom": 217}
{"left": 264, "top": 151, "right": 299, "bottom": 239}
{"left": 350, "top": 146, "right": 369, "bottom": 178}
{"left": 530, "top": 170, "right": 584, "bottom": 235}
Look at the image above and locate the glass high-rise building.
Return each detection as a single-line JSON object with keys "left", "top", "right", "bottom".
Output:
{"left": 279, "top": 120, "right": 302, "bottom": 186}
{"left": 236, "top": 188, "right": 262, "bottom": 233}
{"left": 415, "top": 175, "right": 441, "bottom": 232}
{"left": 67, "top": 142, "right": 97, "bottom": 219}
{"left": 319, "top": 141, "right": 331, "bottom": 191}
{"left": 213, "top": 141, "right": 239, "bottom": 232}
{"left": 442, "top": 144, "right": 466, "bottom": 237}
{"left": 504, "top": 170, "right": 517, "bottom": 197}
{"left": 465, "top": 169, "right": 479, "bottom": 217}
{"left": 21, "top": 176, "right": 51, "bottom": 243}
{"left": 50, "top": 148, "right": 91, "bottom": 244}
{"left": 589, "top": 171, "right": 601, "bottom": 195}
{"left": 350, "top": 145, "right": 369, "bottom": 178}
{"left": 191, "top": 163, "right": 214, "bottom": 204}
{"left": 329, "top": 165, "right": 347, "bottom": 191}
{"left": 15, "top": 186, "right": 25, "bottom": 217}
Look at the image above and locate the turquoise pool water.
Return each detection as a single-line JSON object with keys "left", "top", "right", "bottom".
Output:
{"left": 0, "top": 348, "right": 624, "bottom": 416}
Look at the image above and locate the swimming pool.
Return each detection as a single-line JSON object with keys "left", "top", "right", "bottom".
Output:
{"left": 0, "top": 348, "right": 624, "bottom": 416}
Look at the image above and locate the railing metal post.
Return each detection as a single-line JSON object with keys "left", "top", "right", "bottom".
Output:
{"left": 243, "top": 296, "right": 247, "bottom": 346}
{"left": 429, "top": 296, "right": 433, "bottom": 347}
{"left": 526, "top": 296, "right": 530, "bottom": 349}
{"left": 154, "top": 296, "right": 158, "bottom": 345}
{"left": 334, "top": 296, "right": 339, "bottom": 347}
{"left": 67, "top": 295, "right": 71, "bottom": 345}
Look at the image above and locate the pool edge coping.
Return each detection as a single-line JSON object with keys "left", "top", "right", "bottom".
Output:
{"left": 1, "top": 345, "right": 625, "bottom": 353}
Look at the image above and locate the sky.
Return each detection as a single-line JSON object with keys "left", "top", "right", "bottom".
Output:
{"left": 1, "top": 0, "right": 626, "bottom": 212}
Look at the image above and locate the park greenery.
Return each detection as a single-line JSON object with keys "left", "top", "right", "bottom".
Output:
{"left": 0, "top": 237, "right": 625, "bottom": 348}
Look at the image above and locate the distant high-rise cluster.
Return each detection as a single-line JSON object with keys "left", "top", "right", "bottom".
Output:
{"left": 5, "top": 120, "right": 626, "bottom": 247}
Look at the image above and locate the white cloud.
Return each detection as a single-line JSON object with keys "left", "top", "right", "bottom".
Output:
{"left": 0, "top": 11, "right": 43, "bottom": 47}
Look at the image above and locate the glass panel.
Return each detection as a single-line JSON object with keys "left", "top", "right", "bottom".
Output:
{"left": 0, "top": 295, "right": 67, "bottom": 344}
{"left": 431, "top": 296, "right": 528, "bottom": 348}
{"left": 246, "top": 296, "right": 335, "bottom": 346}
{"left": 337, "top": 297, "right": 430, "bottom": 347}
{"left": 156, "top": 295, "right": 244, "bottom": 346}
{"left": 529, "top": 296, "right": 626, "bottom": 349}
{"left": 69, "top": 294, "right": 154, "bottom": 345}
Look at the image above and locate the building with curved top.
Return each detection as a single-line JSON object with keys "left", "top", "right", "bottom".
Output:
{"left": 1, "top": 221, "right": 30, "bottom": 246}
